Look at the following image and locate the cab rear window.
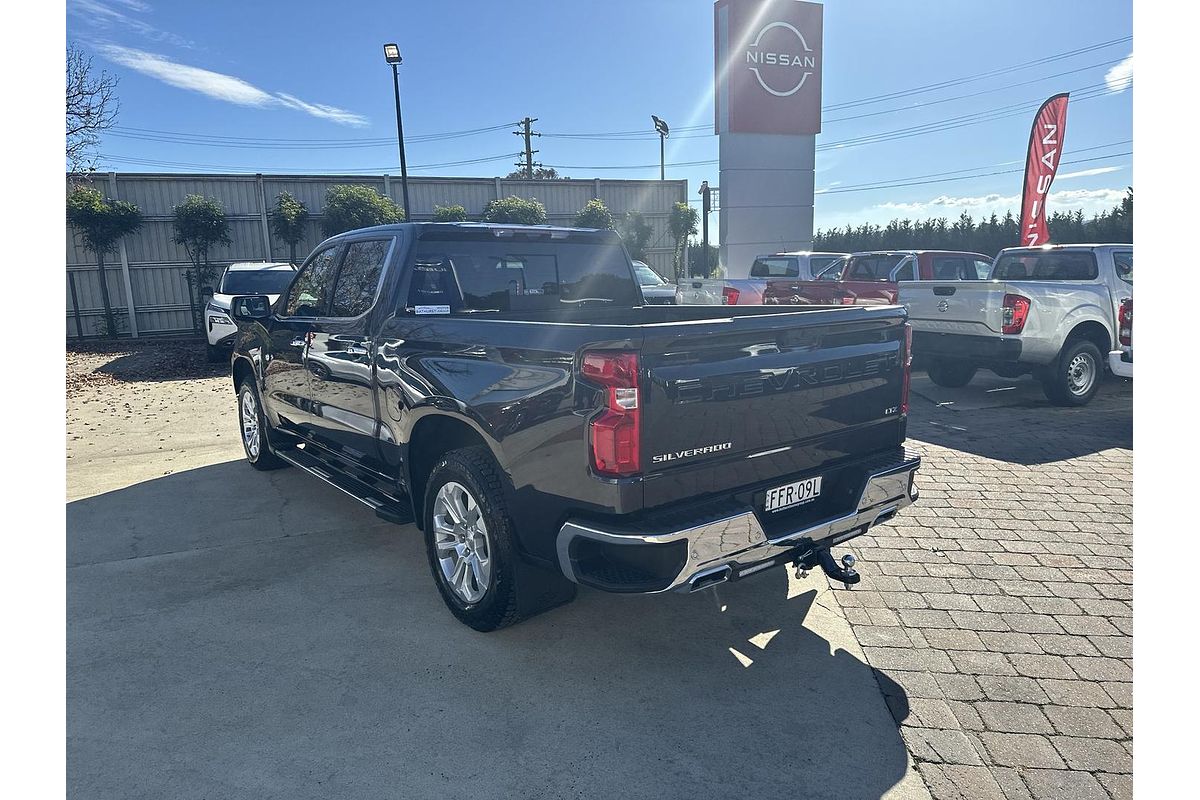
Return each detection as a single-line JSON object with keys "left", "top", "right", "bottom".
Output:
{"left": 406, "top": 232, "right": 640, "bottom": 313}
{"left": 993, "top": 251, "right": 1098, "bottom": 281}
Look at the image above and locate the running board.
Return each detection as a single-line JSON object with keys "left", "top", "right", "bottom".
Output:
{"left": 275, "top": 445, "right": 413, "bottom": 525}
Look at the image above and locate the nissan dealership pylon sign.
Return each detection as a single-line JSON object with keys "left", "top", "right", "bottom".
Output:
{"left": 715, "top": 0, "right": 823, "bottom": 277}
{"left": 715, "top": 0, "right": 823, "bottom": 134}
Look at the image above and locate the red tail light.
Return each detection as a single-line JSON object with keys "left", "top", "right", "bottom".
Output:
{"left": 581, "top": 351, "right": 640, "bottom": 476}
{"left": 722, "top": 286, "right": 740, "bottom": 305}
{"left": 1001, "top": 293, "right": 1031, "bottom": 335}
{"left": 1118, "top": 298, "right": 1132, "bottom": 347}
{"left": 901, "top": 322, "right": 912, "bottom": 416}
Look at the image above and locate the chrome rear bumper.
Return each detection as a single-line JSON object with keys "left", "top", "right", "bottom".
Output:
{"left": 557, "top": 449, "right": 921, "bottom": 593}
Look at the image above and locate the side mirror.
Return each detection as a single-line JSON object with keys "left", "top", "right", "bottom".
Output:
{"left": 231, "top": 295, "right": 271, "bottom": 322}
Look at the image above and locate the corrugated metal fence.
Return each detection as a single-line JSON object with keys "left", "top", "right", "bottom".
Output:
{"left": 66, "top": 172, "right": 688, "bottom": 338}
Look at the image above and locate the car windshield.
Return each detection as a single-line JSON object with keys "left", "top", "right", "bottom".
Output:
{"left": 220, "top": 268, "right": 296, "bottom": 295}
{"left": 634, "top": 265, "right": 666, "bottom": 286}
{"left": 992, "top": 250, "right": 1099, "bottom": 281}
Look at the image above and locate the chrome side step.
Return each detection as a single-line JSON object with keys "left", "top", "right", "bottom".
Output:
{"left": 274, "top": 445, "right": 413, "bottom": 525}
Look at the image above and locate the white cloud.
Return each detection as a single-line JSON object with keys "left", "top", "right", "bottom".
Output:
{"left": 1105, "top": 54, "right": 1133, "bottom": 93}
{"left": 70, "top": 0, "right": 193, "bottom": 48}
{"left": 825, "top": 187, "right": 1129, "bottom": 229}
{"left": 98, "top": 45, "right": 368, "bottom": 126}
{"left": 1055, "top": 166, "right": 1122, "bottom": 180}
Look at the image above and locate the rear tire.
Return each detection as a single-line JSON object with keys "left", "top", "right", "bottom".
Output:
{"left": 423, "top": 446, "right": 575, "bottom": 631}
{"left": 1041, "top": 340, "right": 1102, "bottom": 406}
{"left": 237, "top": 379, "right": 288, "bottom": 470}
{"left": 926, "top": 360, "right": 978, "bottom": 388}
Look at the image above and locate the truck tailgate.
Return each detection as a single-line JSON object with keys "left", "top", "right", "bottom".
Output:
{"left": 904, "top": 280, "right": 1007, "bottom": 335}
{"left": 638, "top": 307, "right": 908, "bottom": 510}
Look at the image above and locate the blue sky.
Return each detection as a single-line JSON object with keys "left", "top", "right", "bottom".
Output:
{"left": 69, "top": 0, "right": 1132, "bottom": 233}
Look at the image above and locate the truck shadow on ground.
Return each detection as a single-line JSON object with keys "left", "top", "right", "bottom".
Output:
{"left": 68, "top": 460, "right": 918, "bottom": 800}
{"left": 907, "top": 370, "right": 1131, "bottom": 465}
{"left": 71, "top": 340, "right": 227, "bottom": 384}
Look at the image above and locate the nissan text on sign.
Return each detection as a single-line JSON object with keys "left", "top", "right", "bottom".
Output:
{"left": 715, "top": 0, "right": 824, "bottom": 275}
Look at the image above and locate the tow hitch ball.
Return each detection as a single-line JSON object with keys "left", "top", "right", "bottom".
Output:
{"left": 794, "top": 550, "right": 861, "bottom": 589}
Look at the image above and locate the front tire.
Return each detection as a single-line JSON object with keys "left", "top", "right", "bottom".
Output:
{"left": 423, "top": 446, "right": 575, "bottom": 631}
{"left": 237, "top": 380, "right": 287, "bottom": 470}
{"left": 1041, "top": 340, "right": 1102, "bottom": 406}
{"left": 926, "top": 360, "right": 978, "bottom": 388}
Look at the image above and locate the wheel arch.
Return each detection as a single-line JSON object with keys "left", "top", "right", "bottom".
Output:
{"left": 1063, "top": 319, "right": 1112, "bottom": 356}
{"left": 406, "top": 413, "right": 503, "bottom": 531}
{"left": 232, "top": 355, "right": 257, "bottom": 390}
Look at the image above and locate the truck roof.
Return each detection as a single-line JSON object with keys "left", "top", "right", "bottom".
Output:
{"left": 322, "top": 222, "right": 604, "bottom": 240}
{"left": 998, "top": 243, "right": 1133, "bottom": 253}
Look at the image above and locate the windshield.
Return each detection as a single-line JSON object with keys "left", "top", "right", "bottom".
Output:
{"left": 220, "top": 268, "right": 296, "bottom": 295}
{"left": 407, "top": 232, "right": 641, "bottom": 312}
{"left": 634, "top": 264, "right": 666, "bottom": 286}
{"left": 992, "top": 250, "right": 1099, "bottom": 281}
{"left": 749, "top": 257, "right": 799, "bottom": 278}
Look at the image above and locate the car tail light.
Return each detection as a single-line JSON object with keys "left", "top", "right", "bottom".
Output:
{"left": 901, "top": 322, "right": 912, "bottom": 416}
{"left": 1118, "top": 298, "right": 1132, "bottom": 346}
{"left": 581, "top": 351, "right": 640, "bottom": 476}
{"left": 722, "top": 286, "right": 740, "bottom": 305}
{"left": 1001, "top": 293, "right": 1031, "bottom": 335}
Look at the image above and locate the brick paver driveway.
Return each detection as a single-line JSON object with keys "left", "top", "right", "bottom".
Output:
{"left": 842, "top": 371, "right": 1132, "bottom": 800}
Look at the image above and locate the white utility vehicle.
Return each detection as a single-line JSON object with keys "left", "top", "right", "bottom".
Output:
{"left": 904, "top": 244, "right": 1133, "bottom": 405}
{"left": 206, "top": 262, "right": 296, "bottom": 361}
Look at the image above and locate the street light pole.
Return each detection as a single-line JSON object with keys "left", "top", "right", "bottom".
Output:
{"left": 384, "top": 44, "right": 411, "bottom": 219}
{"left": 651, "top": 115, "right": 670, "bottom": 181}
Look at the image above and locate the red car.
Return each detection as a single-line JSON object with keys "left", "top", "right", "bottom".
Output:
{"left": 762, "top": 250, "right": 994, "bottom": 306}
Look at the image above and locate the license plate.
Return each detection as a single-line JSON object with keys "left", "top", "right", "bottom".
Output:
{"left": 764, "top": 476, "right": 823, "bottom": 513}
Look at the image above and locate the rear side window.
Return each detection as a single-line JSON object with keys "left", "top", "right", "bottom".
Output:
{"left": 285, "top": 246, "right": 340, "bottom": 316}
{"left": 405, "top": 234, "right": 641, "bottom": 313}
{"left": 808, "top": 256, "right": 841, "bottom": 275}
{"left": 894, "top": 260, "right": 915, "bottom": 281}
{"left": 816, "top": 259, "right": 846, "bottom": 280}
{"left": 330, "top": 239, "right": 390, "bottom": 317}
{"left": 972, "top": 259, "right": 994, "bottom": 280}
{"left": 750, "top": 257, "right": 799, "bottom": 278}
{"left": 1113, "top": 251, "right": 1133, "bottom": 284}
{"left": 993, "top": 251, "right": 1099, "bottom": 281}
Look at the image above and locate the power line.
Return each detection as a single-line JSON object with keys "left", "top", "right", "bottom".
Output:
{"left": 107, "top": 122, "right": 519, "bottom": 149}
{"left": 96, "top": 151, "right": 525, "bottom": 174}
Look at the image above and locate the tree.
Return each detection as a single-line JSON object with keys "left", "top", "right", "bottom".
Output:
{"left": 481, "top": 196, "right": 547, "bottom": 225}
{"left": 269, "top": 191, "right": 310, "bottom": 266}
{"left": 321, "top": 185, "right": 403, "bottom": 237}
{"left": 688, "top": 241, "right": 719, "bottom": 277}
{"left": 433, "top": 204, "right": 469, "bottom": 222}
{"left": 172, "top": 195, "right": 231, "bottom": 334}
{"left": 573, "top": 198, "right": 614, "bottom": 230}
{"left": 504, "top": 167, "right": 566, "bottom": 180}
{"left": 617, "top": 211, "right": 653, "bottom": 261}
{"left": 668, "top": 202, "right": 699, "bottom": 281}
{"left": 66, "top": 44, "right": 119, "bottom": 172}
{"left": 66, "top": 184, "right": 143, "bottom": 338}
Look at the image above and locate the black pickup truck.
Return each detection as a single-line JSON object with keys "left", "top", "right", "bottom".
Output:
{"left": 228, "top": 223, "right": 921, "bottom": 630}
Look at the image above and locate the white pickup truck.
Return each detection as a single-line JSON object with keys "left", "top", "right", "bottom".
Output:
{"left": 904, "top": 243, "right": 1133, "bottom": 406}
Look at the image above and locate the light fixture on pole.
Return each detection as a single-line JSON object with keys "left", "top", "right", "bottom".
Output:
{"left": 651, "top": 115, "right": 670, "bottom": 180}
{"left": 383, "top": 43, "right": 411, "bottom": 219}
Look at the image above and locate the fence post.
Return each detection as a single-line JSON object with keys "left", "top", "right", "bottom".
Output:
{"left": 256, "top": 174, "right": 272, "bottom": 259}
{"left": 68, "top": 270, "right": 85, "bottom": 338}
{"left": 494, "top": 176, "right": 502, "bottom": 201}
{"left": 108, "top": 171, "right": 139, "bottom": 338}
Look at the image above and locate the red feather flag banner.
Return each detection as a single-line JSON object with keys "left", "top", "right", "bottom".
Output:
{"left": 1019, "top": 93, "right": 1070, "bottom": 246}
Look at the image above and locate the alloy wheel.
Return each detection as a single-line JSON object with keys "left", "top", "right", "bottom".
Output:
{"left": 432, "top": 481, "right": 493, "bottom": 604}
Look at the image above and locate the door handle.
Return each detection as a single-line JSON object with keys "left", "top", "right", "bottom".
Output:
{"left": 933, "top": 286, "right": 957, "bottom": 296}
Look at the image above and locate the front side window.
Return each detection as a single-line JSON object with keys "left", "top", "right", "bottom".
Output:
{"left": 634, "top": 264, "right": 666, "bottom": 286}
{"left": 973, "top": 259, "right": 994, "bottom": 280}
{"left": 1113, "top": 251, "right": 1133, "bottom": 284}
{"left": 331, "top": 239, "right": 391, "bottom": 317}
{"left": 893, "top": 259, "right": 915, "bottom": 282}
{"left": 816, "top": 259, "right": 846, "bottom": 281}
{"left": 285, "top": 246, "right": 341, "bottom": 316}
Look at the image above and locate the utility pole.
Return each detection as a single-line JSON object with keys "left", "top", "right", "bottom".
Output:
{"left": 698, "top": 181, "right": 711, "bottom": 277}
{"left": 651, "top": 115, "right": 670, "bottom": 180}
{"left": 513, "top": 117, "right": 540, "bottom": 178}
{"left": 382, "top": 44, "right": 411, "bottom": 218}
